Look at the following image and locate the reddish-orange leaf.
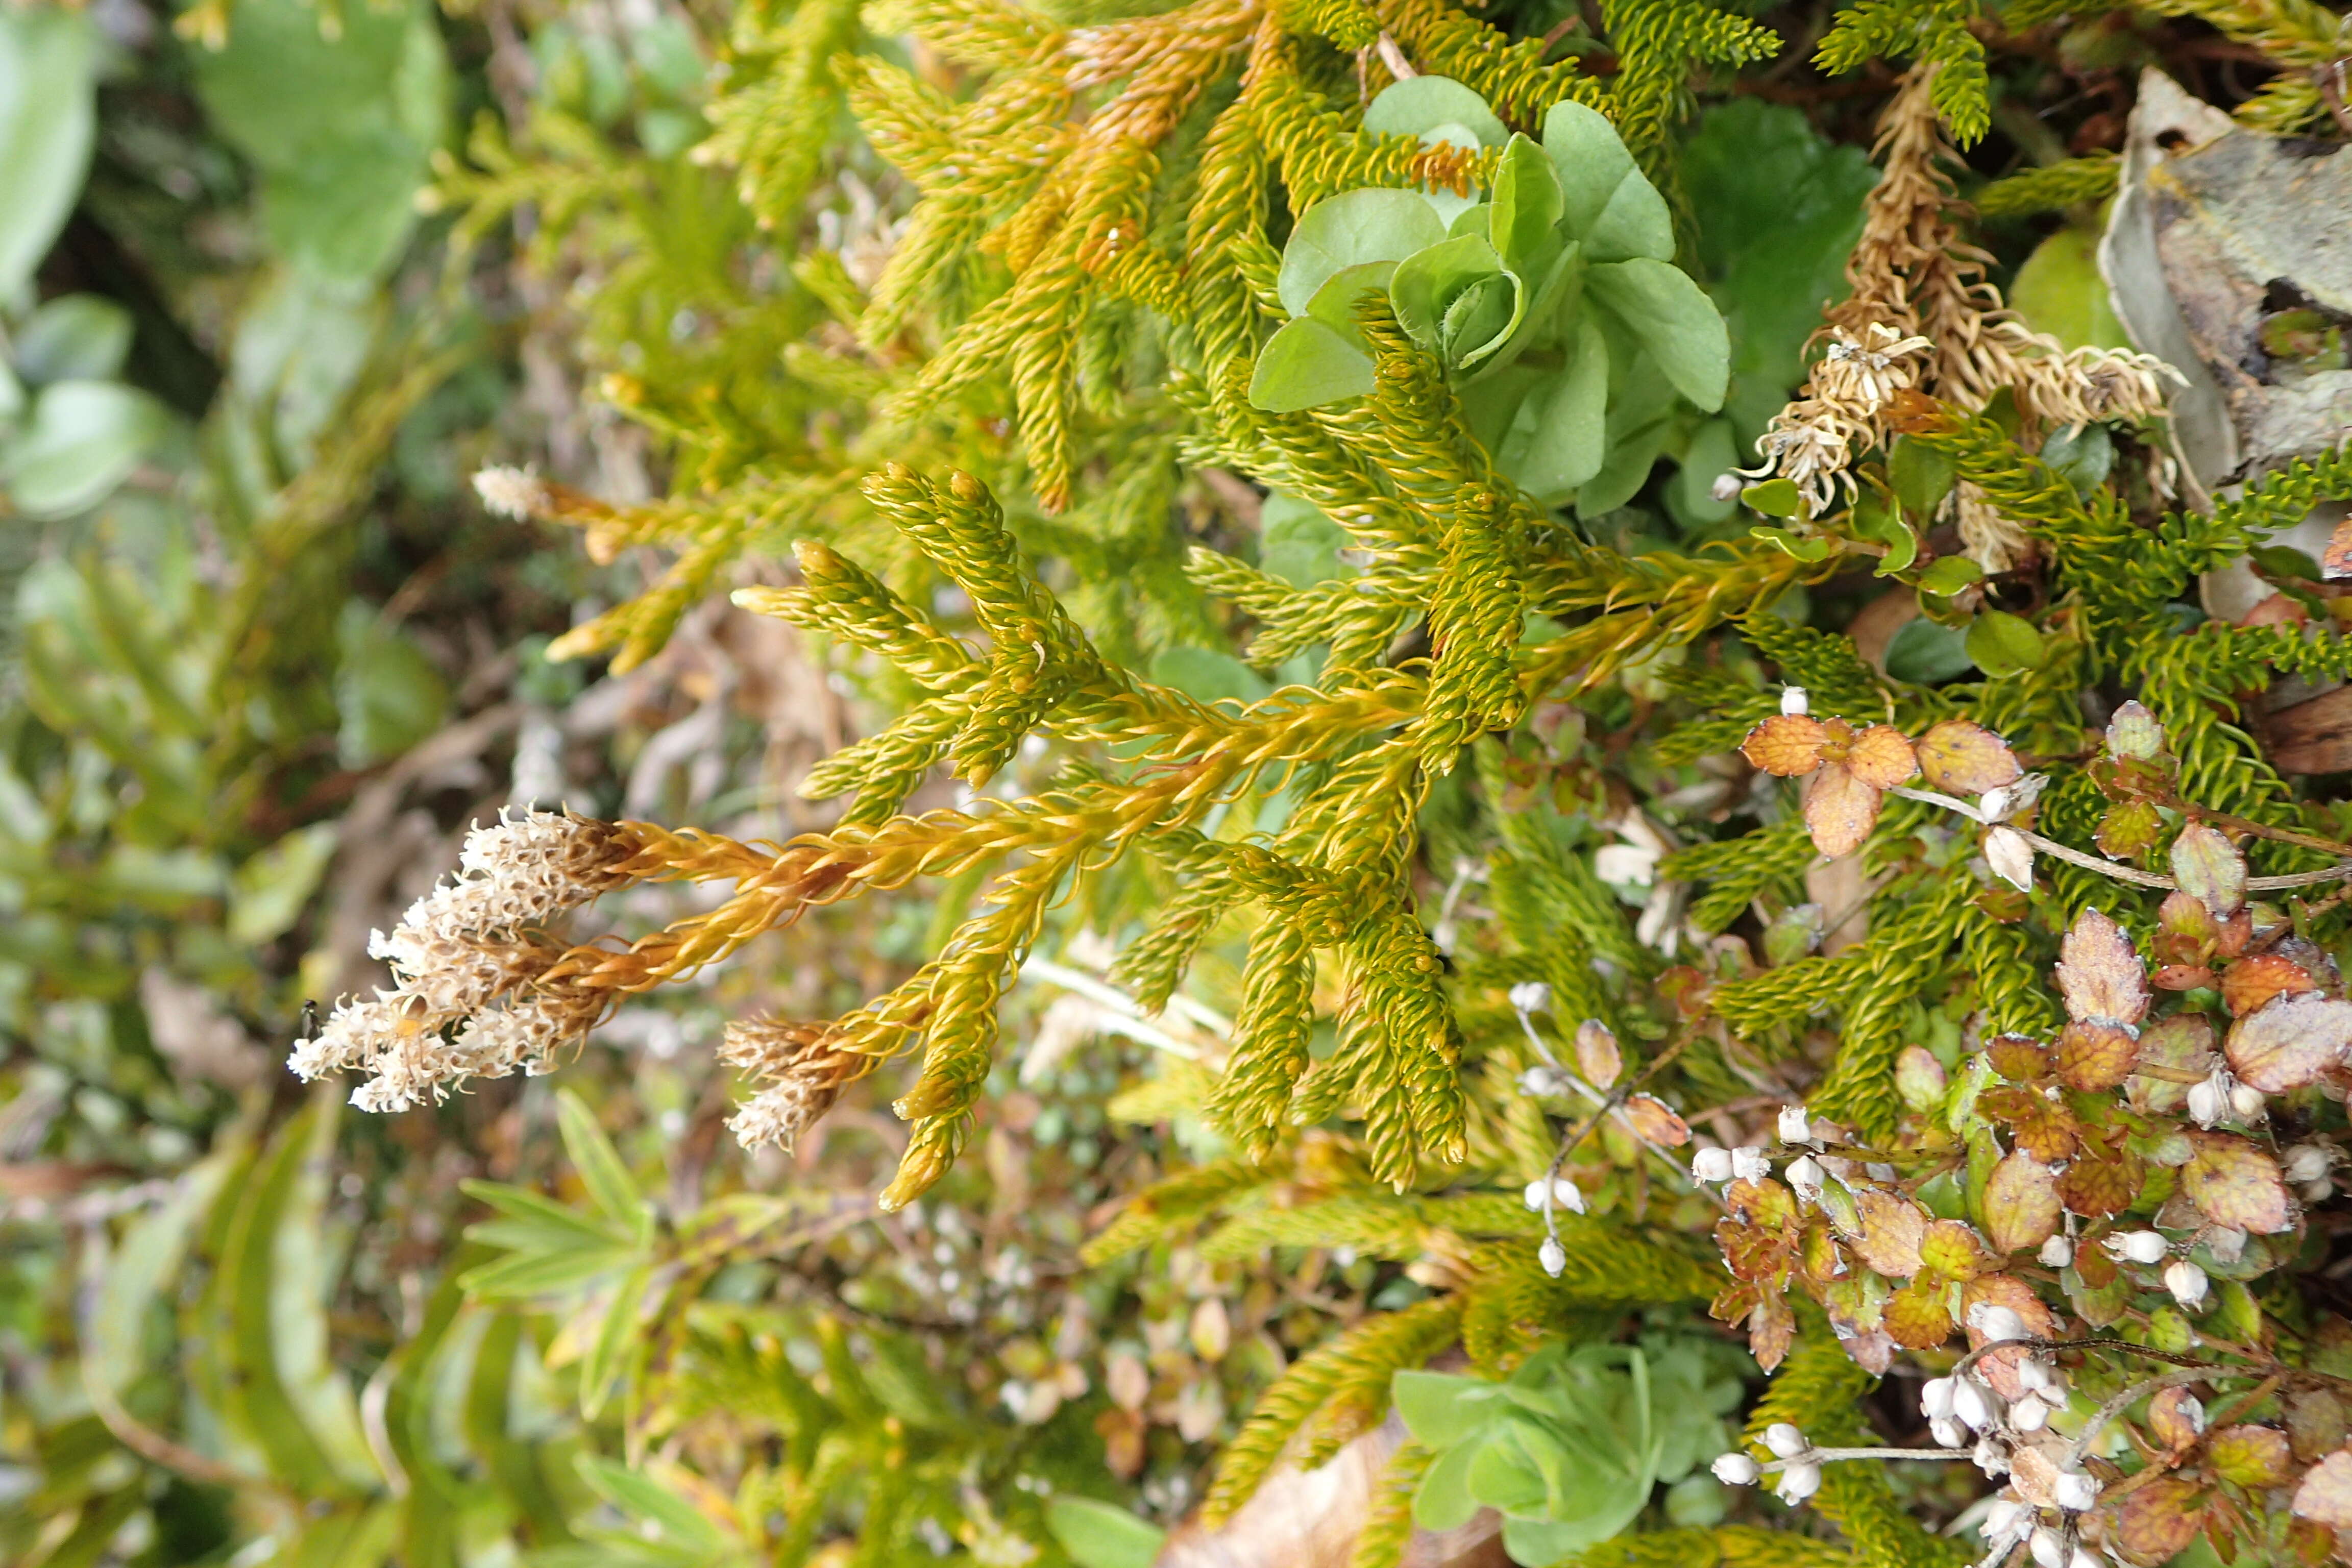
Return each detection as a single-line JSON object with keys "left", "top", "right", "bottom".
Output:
{"left": 2222, "top": 952, "right": 2324, "bottom": 1020}
{"left": 1575, "top": 1019, "right": 1622, "bottom": 1088}
{"left": 2183, "top": 1132, "right": 2295, "bottom": 1235}
{"left": 2055, "top": 1135, "right": 2145, "bottom": 1217}
{"left": 1802, "top": 764, "right": 1884, "bottom": 858}
{"left": 2155, "top": 964, "right": 2220, "bottom": 991}
{"left": 2326, "top": 516, "right": 2352, "bottom": 580}
{"left": 1622, "top": 1093, "right": 1689, "bottom": 1147}
{"left": 1843, "top": 723, "right": 1922, "bottom": 789}
{"left": 2209, "top": 1425, "right": 2295, "bottom": 1489}
{"left": 1741, "top": 713, "right": 1828, "bottom": 776}
{"left": 2293, "top": 1447, "right": 2352, "bottom": 1527}
{"left": 1849, "top": 1188, "right": 1928, "bottom": 1278}
{"left": 2116, "top": 1477, "right": 2210, "bottom": 1565}
{"left": 1980, "top": 1084, "right": 2081, "bottom": 1162}
{"left": 2056, "top": 906, "right": 2151, "bottom": 1026}
{"left": 1915, "top": 718, "right": 2022, "bottom": 795}
{"left": 2054, "top": 1020, "right": 2139, "bottom": 1092}
{"left": 1983, "top": 1150, "right": 2063, "bottom": 1254}
{"left": 1986, "top": 1034, "right": 2052, "bottom": 1082}
{"left": 2226, "top": 990, "right": 2352, "bottom": 1093}
{"left": 2171, "top": 822, "right": 2249, "bottom": 919}
{"left": 1881, "top": 1281, "right": 1953, "bottom": 1349}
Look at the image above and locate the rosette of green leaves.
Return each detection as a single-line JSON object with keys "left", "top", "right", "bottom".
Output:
{"left": 1248, "top": 81, "right": 1730, "bottom": 513}
{"left": 1392, "top": 1340, "right": 1742, "bottom": 1564}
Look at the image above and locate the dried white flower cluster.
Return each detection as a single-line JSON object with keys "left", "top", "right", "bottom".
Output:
{"left": 1746, "top": 324, "right": 1933, "bottom": 515}
{"left": 721, "top": 1015, "right": 868, "bottom": 1153}
{"left": 290, "top": 811, "right": 639, "bottom": 1111}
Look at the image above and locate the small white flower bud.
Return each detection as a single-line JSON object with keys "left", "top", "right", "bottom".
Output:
{"left": 2206, "top": 1226, "right": 2246, "bottom": 1265}
{"left": 1973, "top": 1433, "right": 2010, "bottom": 1477}
{"left": 1982, "top": 1498, "right": 2023, "bottom": 1541}
{"left": 1780, "top": 687, "right": 1810, "bottom": 717}
{"left": 1517, "top": 1065, "right": 1573, "bottom": 1097}
{"left": 1778, "top": 1104, "right": 1815, "bottom": 1144}
{"left": 2230, "top": 1081, "right": 2267, "bottom": 1119}
{"left": 1710, "top": 472, "right": 1743, "bottom": 503}
{"left": 2030, "top": 1527, "right": 2065, "bottom": 1568}
{"left": 2187, "top": 1072, "right": 2227, "bottom": 1128}
{"left": 2070, "top": 1549, "right": 2101, "bottom": 1568}
{"left": 2016, "top": 1357, "right": 2053, "bottom": 1394}
{"left": 1786, "top": 1155, "right": 1825, "bottom": 1204}
{"left": 2165, "top": 1258, "right": 2210, "bottom": 1310}
{"left": 1692, "top": 1147, "right": 1734, "bottom": 1184}
{"left": 1773, "top": 1462, "right": 1821, "bottom": 1504}
{"left": 2054, "top": 1470, "right": 2100, "bottom": 1512}
{"left": 1712, "top": 1452, "right": 1760, "bottom": 1485}
{"left": 1952, "top": 1378, "right": 1995, "bottom": 1431}
{"left": 2012, "top": 1395, "right": 2049, "bottom": 1432}
{"left": 1763, "top": 1422, "right": 1808, "bottom": 1459}
{"left": 2037, "top": 1233, "right": 2074, "bottom": 1268}
{"left": 1969, "top": 1304, "right": 2028, "bottom": 1343}
{"left": 2113, "top": 1229, "right": 2169, "bottom": 1265}
{"left": 1539, "top": 1236, "right": 1566, "bottom": 1277}
{"left": 2306, "top": 1178, "right": 2334, "bottom": 1204}
{"left": 1523, "top": 1177, "right": 1583, "bottom": 1212}
{"left": 1731, "top": 1146, "right": 1771, "bottom": 1182}
{"left": 1921, "top": 1377, "right": 1956, "bottom": 1420}
{"left": 2286, "top": 1144, "right": 2333, "bottom": 1184}
{"left": 1507, "top": 981, "right": 1551, "bottom": 1014}
{"left": 1930, "top": 1417, "right": 1968, "bottom": 1448}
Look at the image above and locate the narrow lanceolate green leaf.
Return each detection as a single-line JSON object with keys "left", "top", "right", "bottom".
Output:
{"left": 556, "top": 1088, "right": 654, "bottom": 1243}
{"left": 575, "top": 1453, "right": 730, "bottom": 1549}
{"left": 88, "top": 1142, "right": 238, "bottom": 1401}
{"left": 579, "top": 1263, "right": 654, "bottom": 1420}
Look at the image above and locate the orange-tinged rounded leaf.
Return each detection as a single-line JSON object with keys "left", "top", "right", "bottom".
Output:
{"left": 2221, "top": 952, "right": 2324, "bottom": 1021}
{"left": 1915, "top": 719, "right": 2022, "bottom": 795}
{"left": 1850, "top": 1189, "right": 1928, "bottom": 1278}
{"left": 1843, "top": 723, "right": 1921, "bottom": 789}
{"left": 1802, "top": 764, "right": 1884, "bottom": 859}
{"left": 1575, "top": 1019, "right": 1623, "bottom": 1088}
{"left": 1623, "top": 1093, "right": 1690, "bottom": 1147}
{"left": 2056, "top": 907, "right": 2150, "bottom": 1027}
{"left": 1881, "top": 1281, "right": 1953, "bottom": 1348}
{"left": 1983, "top": 1150, "right": 2063, "bottom": 1254}
{"left": 2226, "top": 990, "right": 2352, "bottom": 1093}
{"left": 2209, "top": 1424, "right": 2294, "bottom": 1489}
{"left": 2184, "top": 1132, "right": 2294, "bottom": 1235}
{"left": 2294, "top": 1447, "right": 2352, "bottom": 1528}
{"left": 1918, "top": 1218, "right": 1995, "bottom": 1281}
{"left": 2054, "top": 1020, "right": 2139, "bottom": 1092}
{"left": 1741, "top": 713, "right": 1828, "bottom": 776}
{"left": 2114, "top": 1477, "right": 2209, "bottom": 1565}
